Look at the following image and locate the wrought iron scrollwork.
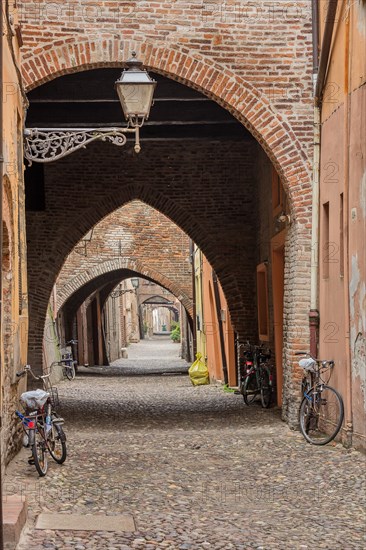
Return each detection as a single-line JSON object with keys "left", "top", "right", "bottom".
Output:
{"left": 24, "top": 127, "right": 134, "bottom": 165}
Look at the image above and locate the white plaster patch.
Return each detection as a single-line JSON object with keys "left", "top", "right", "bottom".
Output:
{"left": 357, "top": 1, "right": 366, "bottom": 38}
{"left": 361, "top": 170, "right": 366, "bottom": 218}
{"left": 352, "top": 332, "right": 366, "bottom": 411}
{"left": 359, "top": 281, "right": 366, "bottom": 333}
{"left": 350, "top": 254, "right": 361, "bottom": 319}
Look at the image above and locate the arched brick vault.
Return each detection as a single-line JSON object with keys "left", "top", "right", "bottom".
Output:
{"left": 24, "top": 44, "right": 314, "bottom": 425}
{"left": 27, "top": 140, "right": 263, "bottom": 373}
{"left": 21, "top": 5, "right": 315, "bottom": 426}
{"left": 22, "top": 39, "right": 312, "bottom": 202}
{"left": 26, "top": 134, "right": 312, "bottom": 394}
{"left": 57, "top": 259, "right": 193, "bottom": 317}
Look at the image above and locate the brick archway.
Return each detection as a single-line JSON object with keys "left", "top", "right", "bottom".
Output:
{"left": 22, "top": 38, "right": 311, "bottom": 202}
{"left": 24, "top": 39, "right": 313, "bottom": 425}
{"left": 57, "top": 257, "right": 193, "bottom": 315}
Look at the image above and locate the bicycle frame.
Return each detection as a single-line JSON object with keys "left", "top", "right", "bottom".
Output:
{"left": 302, "top": 362, "right": 332, "bottom": 402}
{"left": 15, "top": 364, "right": 67, "bottom": 475}
{"left": 16, "top": 403, "right": 49, "bottom": 447}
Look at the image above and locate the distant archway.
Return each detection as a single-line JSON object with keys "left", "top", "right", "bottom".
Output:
{"left": 57, "top": 259, "right": 192, "bottom": 316}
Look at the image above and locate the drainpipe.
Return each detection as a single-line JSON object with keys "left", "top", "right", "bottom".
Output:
{"left": 315, "top": 0, "right": 339, "bottom": 106}
{"left": 310, "top": 0, "right": 339, "bottom": 357}
{"left": 0, "top": 3, "right": 4, "bottom": 548}
{"left": 212, "top": 270, "right": 228, "bottom": 385}
{"left": 310, "top": 0, "right": 320, "bottom": 358}
{"left": 343, "top": 1, "right": 353, "bottom": 445}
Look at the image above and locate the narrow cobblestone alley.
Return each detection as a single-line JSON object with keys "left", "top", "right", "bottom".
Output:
{"left": 4, "top": 337, "right": 366, "bottom": 549}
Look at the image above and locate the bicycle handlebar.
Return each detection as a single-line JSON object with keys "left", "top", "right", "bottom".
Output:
{"left": 295, "top": 352, "right": 335, "bottom": 369}
{"left": 16, "top": 365, "right": 51, "bottom": 381}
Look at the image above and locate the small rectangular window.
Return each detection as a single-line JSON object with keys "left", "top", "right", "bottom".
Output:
{"left": 256, "top": 263, "right": 269, "bottom": 341}
{"left": 25, "top": 163, "right": 46, "bottom": 211}
{"left": 322, "top": 202, "right": 330, "bottom": 279}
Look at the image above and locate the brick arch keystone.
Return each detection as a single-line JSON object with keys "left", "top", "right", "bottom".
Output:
{"left": 57, "top": 257, "right": 193, "bottom": 316}
{"left": 22, "top": 38, "right": 311, "bottom": 205}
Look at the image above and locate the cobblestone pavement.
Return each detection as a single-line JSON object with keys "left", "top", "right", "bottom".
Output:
{"left": 5, "top": 337, "right": 366, "bottom": 549}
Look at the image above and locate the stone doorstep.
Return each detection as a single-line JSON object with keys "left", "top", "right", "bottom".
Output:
{"left": 35, "top": 513, "right": 136, "bottom": 532}
{"left": 3, "top": 494, "right": 28, "bottom": 549}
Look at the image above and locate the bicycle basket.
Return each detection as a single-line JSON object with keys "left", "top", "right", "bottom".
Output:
{"left": 61, "top": 346, "right": 72, "bottom": 360}
{"left": 299, "top": 358, "right": 317, "bottom": 373}
{"left": 49, "top": 386, "right": 60, "bottom": 408}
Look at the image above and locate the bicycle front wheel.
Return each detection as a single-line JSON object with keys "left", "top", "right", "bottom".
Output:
{"left": 260, "top": 367, "right": 272, "bottom": 408}
{"left": 32, "top": 430, "right": 48, "bottom": 476}
{"left": 299, "top": 385, "right": 344, "bottom": 445}
{"left": 65, "top": 364, "right": 75, "bottom": 380}
{"left": 47, "top": 423, "right": 67, "bottom": 464}
{"left": 242, "top": 373, "right": 258, "bottom": 405}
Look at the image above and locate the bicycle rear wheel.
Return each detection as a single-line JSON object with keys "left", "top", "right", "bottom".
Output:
{"left": 299, "top": 385, "right": 344, "bottom": 445}
{"left": 32, "top": 429, "right": 48, "bottom": 476}
{"left": 242, "top": 373, "right": 258, "bottom": 405}
{"left": 47, "top": 423, "right": 67, "bottom": 464}
{"left": 260, "top": 367, "right": 272, "bottom": 408}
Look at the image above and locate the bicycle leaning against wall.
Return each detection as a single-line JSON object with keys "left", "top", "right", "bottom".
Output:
{"left": 240, "top": 342, "right": 273, "bottom": 408}
{"left": 15, "top": 365, "right": 67, "bottom": 476}
{"left": 59, "top": 339, "right": 78, "bottom": 380}
{"left": 296, "top": 352, "right": 344, "bottom": 445}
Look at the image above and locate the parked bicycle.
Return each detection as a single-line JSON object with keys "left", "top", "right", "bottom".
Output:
{"left": 296, "top": 352, "right": 344, "bottom": 445}
{"left": 15, "top": 365, "right": 67, "bottom": 476}
{"left": 240, "top": 342, "right": 273, "bottom": 408}
{"left": 59, "top": 339, "right": 78, "bottom": 380}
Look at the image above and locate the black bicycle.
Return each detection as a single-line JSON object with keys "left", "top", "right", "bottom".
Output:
{"left": 15, "top": 365, "right": 67, "bottom": 476}
{"left": 240, "top": 343, "right": 273, "bottom": 408}
{"left": 296, "top": 352, "right": 344, "bottom": 445}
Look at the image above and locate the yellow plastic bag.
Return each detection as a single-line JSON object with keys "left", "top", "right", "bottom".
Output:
{"left": 188, "top": 352, "right": 209, "bottom": 386}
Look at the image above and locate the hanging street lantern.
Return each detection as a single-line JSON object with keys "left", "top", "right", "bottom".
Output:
{"left": 24, "top": 52, "right": 157, "bottom": 163}
{"left": 115, "top": 52, "right": 157, "bottom": 128}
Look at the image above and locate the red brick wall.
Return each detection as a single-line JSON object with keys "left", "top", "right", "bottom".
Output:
{"left": 56, "top": 200, "right": 193, "bottom": 314}
{"left": 18, "top": 1, "right": 313, "bottom": 196}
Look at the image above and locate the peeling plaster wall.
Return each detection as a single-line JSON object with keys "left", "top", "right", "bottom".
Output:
{"left": 348, "top": 84, "right": 366, "bottom": 449}
{"left": 1, "top": 8, "right": 29, "bottom": 465}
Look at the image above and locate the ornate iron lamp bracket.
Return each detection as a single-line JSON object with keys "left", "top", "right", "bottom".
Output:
{"left": 24, "top": 126, "right": 138, "bottom": 165}
{"left": 110, "top": 289, "right": 136, "bottom": 299}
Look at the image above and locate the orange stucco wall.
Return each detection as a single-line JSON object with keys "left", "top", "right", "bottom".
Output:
{"left": 202, "top": 255, "right": 236, "bottom": 386}
{"left": 319, "top": 0, "right": 366, "bottom": 449}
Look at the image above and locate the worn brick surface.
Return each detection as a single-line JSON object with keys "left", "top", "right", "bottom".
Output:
{"left": 18, "top": 0, "right": 314, "bottom": 187}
